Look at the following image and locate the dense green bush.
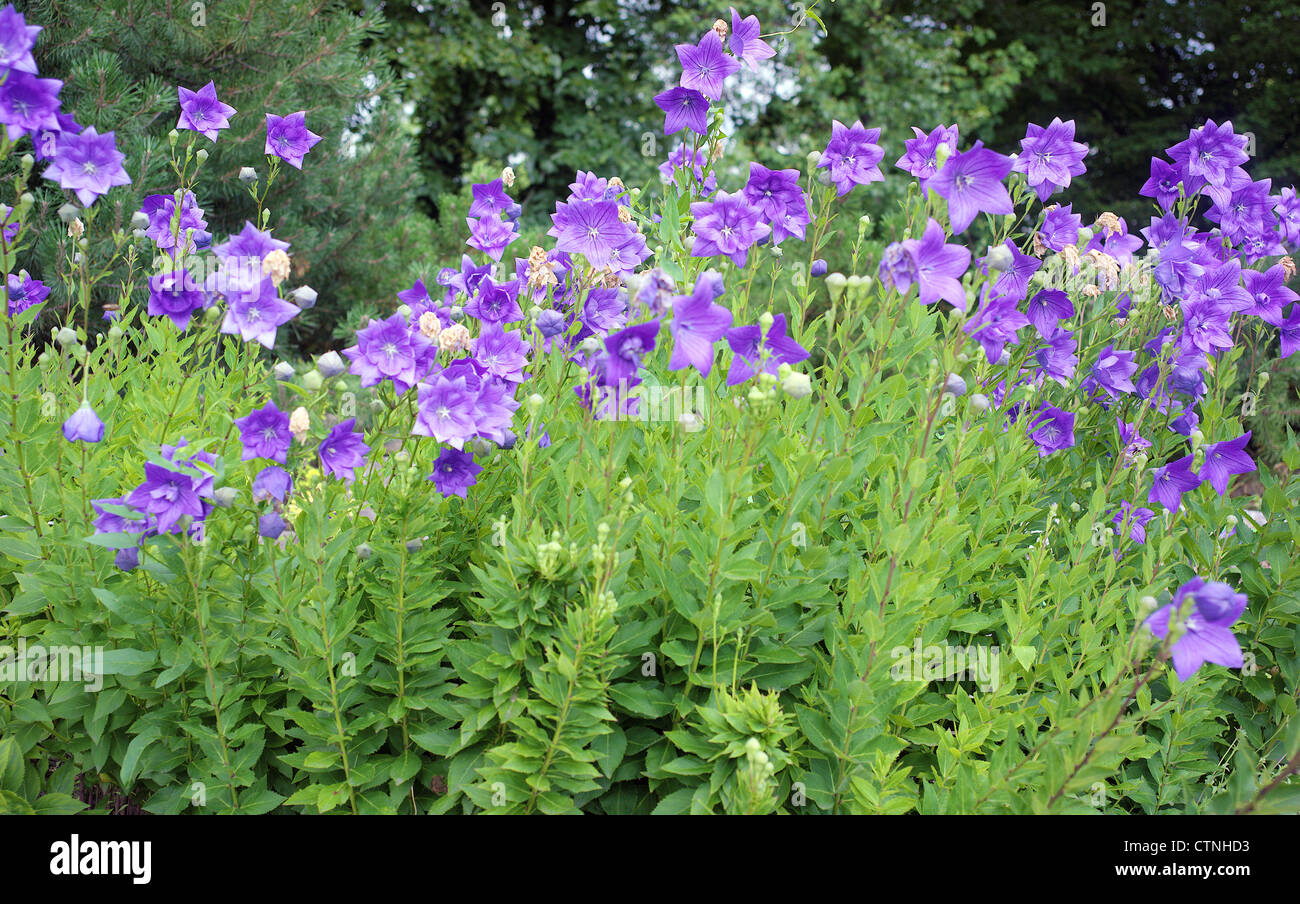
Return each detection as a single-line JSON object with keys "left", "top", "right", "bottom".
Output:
{"left": 2, "top": 4, "right": 1298, "bottom": 815}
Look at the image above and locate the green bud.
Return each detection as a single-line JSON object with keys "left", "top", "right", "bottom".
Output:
{"left": 204, "top": 304, "right": 221, "bottom": 323}
{"left": 355, "top": 542, "right": 373, "bottom": 561}
{"left": 195, "top": 148, "right": 209, "bottom": 163}
{"left": 55, "top": 326, "right": 77, "bottom": 348}
{"left": 302, "top": 370, "right": 323, "bottom": 392}
{"left": 333, "top": 379, "right": 348, "bottom": 393}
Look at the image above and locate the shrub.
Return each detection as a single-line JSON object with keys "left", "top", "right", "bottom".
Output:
{"left": 1, "top": 5, "right": 1298, "bottom": 815}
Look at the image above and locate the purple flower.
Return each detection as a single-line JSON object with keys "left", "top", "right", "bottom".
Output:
{"left": 114, "top": 547, "right": 140, "bottom": 572}
{"left": 0, "top": 69, "right": 62, "bottom": 140}
{"left": 177, "top": 82, "right": 236, "bottom": 141}
{"left": 729, "top": 8, "right": 776, "bottom": 70}
{"left": 464, "top": 276, "right": 523, "bottom": 325}
{"left": 742, "top": 163, "right": 811, "bottom": 244}
{"left": 655, "top": 86, "right": 709, "bottom": 136}
{"left": 817, "top": 119, "right": 885, "bottom": 197}
{"left": 889, "top": 218, "right": 971, "bottom": 309}
{"left": 576, "top": 287, "right": 628, "bottom": 341}
{"left": 1082, "top": 344, "right": 1138, "bottom": 402}
{"left": 91, "top": 497, "right": 149, "bottom": 545}
{"left": 1145, "top": 577, "right": 1247, "bottom": 682}
{"left": 548, "top": 199, "right": 631, "bottom": 269}
{"left": 894, "top": 124, "right": 959, "bottom": 195}
{"left": 603, "top": 319, "right": 661, "bottom": 383}
{"left": 985, "top": 239, "right": 1040, "bottom": 301}
{"left": 235, "top": 401, "right": 292, "bottom": 463}
{"left": 1110, "top": 501, "right": 1156, "bottom": 544}
{"left": 265, "top": 112, "right": 322, "bottom": 169}
{"left": 428, "top": 447, "right": 482, "bottom": 499}
{"left": 1281, "top": 305, "right": 1300, "bottom": 359}
{"left": 1025, "top": 288, "right": 1074, "bottom": 336}
{"left": 343, "top": 312, "right": 434, "bottom": 395}
{"left": 1199, "top": 432, "right": 1255, "bottom": 496}
{"left": 62, "top": 401, "right": 104, "bottom": 443}
{"left": 1206, "top": 177, "right": 1275, "bottom": 245}
{"left": 318, "top": 418, "right": 370, "bottom": 482}
{"left": 252, "top": 465, "right": 292, "bottom": 502}
{"left": 1085, "top": 216, "right": 1144, "bottom": 266}
{"left": 668, "top": 272, "right": 733, "bottom": 377}
{"left": 931, "top": 140, "right": 1014, "bottom": 234}
{"left": 965, "top": 289, "right": 1029, "bottom": 364}
{"left": 42, "top": 126, "right": 132, "bottom": 206}
{"left": 474, "top": 321, "right": 530, "bottom": 383}
{"left": 1025, "top": 404, "right": 1075, "bottom": 456}
{"left": 1012, "top": 117, "right": 1088, "bottom": 201}
{"left": 258, "top": 511, "right": 286, "bottom": 540}
{"left": 1241, "top": 265, "right": 1297, "bottom": 327}
{"left": 1038, "top": 204, "right": 1082, "bottom": 252}
{"left": 0, "top": 4, "right": 42, "bottom": 73}
{"left": 466, "top": 214, "right": 517, "bottom": 262}
{"left": 1139, "top": 157, "right": 1184, "bottom": 210}
{"left": 147, "top": 269, "right": 207, "bottom": 330}
{"left": 1167, "top": 119, "right": 1249, "bottom": 199}
{"left": 220, "top": 276, "right": 300, "bottom": 348}
{"left": 1116, "top": 417, "right": 1151, "bottom": 465}
{"left": 1274, "top": 186, "right": 1300, "bottom": 244}
{"left": 1033, "top": 327, "right": 1077, "bottom": 383}
{"left": 141, "top": 191, "right": 208, "bottom": 252}
{"left": 468, "top": 179, "right": 514, "bottom": 219}
{"left": 676, "top": 30, "right": 740, "bottom": 100}
{"left": 659, "top": 143, "right": 718, "bottom": 196}
{"left": 689, "top": 190, "right": 770, "bottom": 267}
{"left": 413, "top": 372, "right": 480, "bottom": 449}
{"left": 6, "top": 272, "right": 49, "bottom": 317}
{"left": 126, "top": 462, "right": 206, "bottom": 534}
{"left": 725, "top": 313, "right": 809, "bottom": 386}
{"left": 1147, "top": 454, "right": 1200, "bottom": 512}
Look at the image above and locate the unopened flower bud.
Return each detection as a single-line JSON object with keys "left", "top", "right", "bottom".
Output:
{"left": 292, "top": 286, "right": 317, "bottom": 309}
{"left": 986, "top": 243, "right": 1014, "bottom": 272}
{"left": 130, "top": 211, "right": 150, "bottom": 230}
{"left": 195, "top": 148, "right": 208, "bottom": 163}
{"left": 970, "top": 393, "right": 990, "bottom": 413}
{"left": 239, "top": 166, "right": 257, "bottom": 184}
{"left": 58, "top": 202, "right": 80, "bottom": 224}
{"left": 782, "top": 371, "right": 812, "bottom": 399}
{"left": 273, "top": 361, "right": 295, "bottom": 381}
{"left": 355, "top": 542, "right": 373, "bottom": 561}
{"left": 55, "top": 326, "right": 77, "bottom": 348}
{"left": 944, "top": 373, "right": 967, "bottom": 396}
{"left": 214, "top": 487, "right": 239, "bottom": 507}
{"left": 759, "top": 311, "right": 774, "bottom": 331}
{"left": 527, "top": 393, "right": 545, "bottom": 414}
{"left": 826, "top": 272, "right": 848, "bottom": 292}
{"left": 302, "top": 370, "right": 323, "bottom": 392}
{"left": 316, "top": 350, "right": 345, "bottom": 378}
{"left": 289, "top": 406, "right": 310, "bottom": 439}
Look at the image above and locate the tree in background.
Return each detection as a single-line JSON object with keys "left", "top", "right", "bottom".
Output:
{"left": 18, "top": 0, "right": 432, "bottom": 351}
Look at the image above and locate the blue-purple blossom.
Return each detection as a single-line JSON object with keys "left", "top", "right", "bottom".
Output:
{"left": 413, "top": 372, "right": 480, "bottom": 449}
{"left": 742, "top": 163, "right": 811, "bottom": 244}
{"left": 148, "top": 269, "right": 207, "bottom": 330}
{"left": 252, "top": 465, "right": 292, "bottom": 503}
{"left": 318, "top": 418, "right": 370, "bottom": 482}
{"left": 220, "top": 276, "right": 300, "bottom": 348}
{"left": 1012, "top": 117, "right": 1088, "bottom": 200}
{"left": 7, "top": 272, "right": 49, "bottom": 316}
{"left": 549, "top": 198, "right": 633, "bottom": 269}
{"left": 1147, "top": 454, "right": 1200, "bottom": 512}
{"left": 259, "top": 511, "right": 286, "bottom": 540}
{"left": 1199, "top": 432, "right": 1255, "bottom": 496}
{"left": 675, "top": 30, "right": 740, "bottom": 100}
{"left": 474, "top": 321, "right": 530, "bottom": 383}
{"left": 1145, "top": 577, "right": 1247, "bottom": 682}
{"left": 468, "top": 179, "right": 514, "bottom": 219}
{"left": 655, "top": 86, "right": 709, "bottom": 136}
{"left": 817, "top": 119, "right": 885, "bottom": 197}
{"left": 62, "top": 401, "right": 104, "bottom": 443}
{"left": 729, "top": 8, "right": 776, "bottom": 70}
{"left": 42, "top": 126, "right": 132, "bottom": 206}
{"left": 429, "top": 447, "right": 482, "bottom": 499}
{"left": 1139, "top": 157, "right": 1184, "bottom": 210}
{"left": 603, "top": 320, "right": 660, "bottom": 383}
{"left": 1082, "top": 344, "right": 1138, "bottom": 402}
{"left": 126, "top": 462, "right": 206, "bottom": 534}
{"left": 1026, "top": 404, "right": 1075, "bottom": 456}
{"left": 965, "top": 289, "right": 1029, "bottom": 363}
{"left": 668, "top": 272, "right": 733, "bottom": 377}
{"left": 235, "top": 401, "right": 292, "bottom": 463}
{"left": 177, "top": 82, "right": 236, "bottom": 141}
{"left": 1039, "top": 204, "right": 1082, "bottom": 252}
{"left": 344, "top": 312, "right": 435, "bottom": 395}
{"left": 689, "top": 190, "right": 770, "bottom": 267}
{"left": 141, "top": 191, "right": 208, "bottom": 253}
{"left": 895, "top": 124, "right": 959, "bottom": 195}
{"left": 930, "top": 140, "right": 1014, "bottom": 234}
{"left": 466, "top": 214, "right": 517, "bottom": 262}
{"left": 265, "top": 112, "right": 322, "bottom": 169}
{"left": 725, "top": 313, "right": 809, "bottom": 386}
{"left": 0, "top": 4, "right": 42, "bottom": 73}
{"left": 882, "top": 218, "right": 970, "bottom": 309}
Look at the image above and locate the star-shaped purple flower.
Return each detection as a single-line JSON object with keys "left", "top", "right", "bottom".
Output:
{"left": 1199, "top": 432, "right": 1255, "bottom": 496}
{"left": 668, "top": 272, "right": 733, "bottom": 377}
{"left": 318, "top": 418, "right": 370, "bottom": 483}
{"left": 931, "top": 140, "right": 1014, "bottom": 234}
{"left": 689, "top": 190, "right": 771, "bottom": 267}
{"left": 655, "top": 86, "right": 710, "bottom": 136}
{"left": 817, "top": 119, "right": 885, "bottom": 197}
{"left": 265, "top": 111, "right": 322, "bottom": 169}
{"left": 1147, "top": 453, "right": 1200, "bottom": 512}
{"left": 1145, "top": 577, "right": 1247, "bottom": 682}
{"left": 676, "top": 30, "right": 740, "bottom": 100}
{"left": 1012, "top": 117, "right": 1088, "bottom": 201}
{"left": 220, "top": 276, "right": 301, "bottom": 348}
{"left": 725, "top": 313, "right": 809, "bottom": 387}
{"left": 42, "top": 126, "right": 132, "bottom": 206}
{"left": 895, "top": 124, "right": 959, "bottom": 195}
{"left": 177, "top": 82, "right": 236, "bottom": 141}
{"left": 235, "top": 401, "right": 292, "bottom": 463}
{"left": 729, "top": 8, "right": 776, "bottom": 70}
{"left": 428, "top": 447, "right": 482, "bottom": 499}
